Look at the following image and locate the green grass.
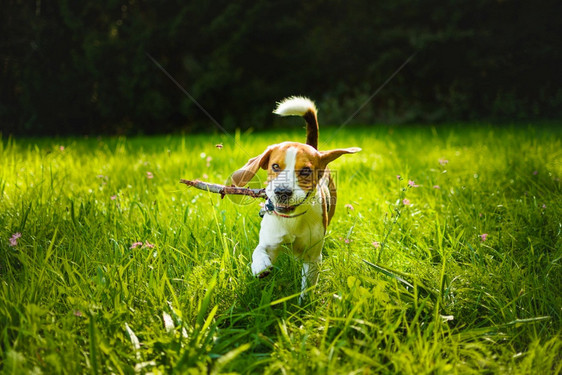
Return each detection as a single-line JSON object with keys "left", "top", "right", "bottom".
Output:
{"left": 1, "top": 124, "right": 561, "bottom": 374}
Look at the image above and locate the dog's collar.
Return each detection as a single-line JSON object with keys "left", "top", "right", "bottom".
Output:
{"left": 272, "top": 208, "right": 308, "bottom": 218}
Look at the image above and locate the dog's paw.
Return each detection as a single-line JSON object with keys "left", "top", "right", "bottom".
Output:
{"left": 251, "top": 255, "right": 272, "bottom": 278}
{"left": 257, "top": 268, "right": 271, "bottom": 279}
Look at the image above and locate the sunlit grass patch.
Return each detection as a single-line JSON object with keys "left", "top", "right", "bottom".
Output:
{"left": 0, "top": 124, "right": 561, "bottom": 373}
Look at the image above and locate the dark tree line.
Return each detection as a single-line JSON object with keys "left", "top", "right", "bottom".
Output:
{"left": 1, "top": 0, "right": 561, "bottom": 136}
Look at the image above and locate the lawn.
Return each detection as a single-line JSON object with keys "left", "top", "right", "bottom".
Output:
{"left": 1, "top": 124, "right": 561, "bottom": 374}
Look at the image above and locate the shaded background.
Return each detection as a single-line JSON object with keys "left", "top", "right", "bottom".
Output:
{"left": 1, "top": 0, "right": 561, "bottom": 136}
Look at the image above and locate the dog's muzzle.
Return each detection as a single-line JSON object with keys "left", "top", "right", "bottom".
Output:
{"left": 273, "top": 189, "right": 312, "bottom": 214}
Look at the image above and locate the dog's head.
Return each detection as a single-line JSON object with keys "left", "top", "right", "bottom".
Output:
{"left": 232, "top": 142, "right": 361, "bottom": 214}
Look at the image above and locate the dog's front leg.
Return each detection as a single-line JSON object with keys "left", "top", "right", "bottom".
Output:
{"left": 251, "top": 244, "right": 279, "bottom": 278}
{"left": 252, "top": 215, "right": 285, "bottom": 278}
{"left": 299, "top": 254, "right": 322, "bottom": 304}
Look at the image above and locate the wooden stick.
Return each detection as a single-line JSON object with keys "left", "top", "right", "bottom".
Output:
{"left": 180, "top": 179, "right": 266, "bottom": 199}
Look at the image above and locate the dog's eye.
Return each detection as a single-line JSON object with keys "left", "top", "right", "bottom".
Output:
{"left": 299, "top": 167, "right": 312, "bottom": 177}
{"left": 271, "top": 163, "right": 281, "bottom": 172}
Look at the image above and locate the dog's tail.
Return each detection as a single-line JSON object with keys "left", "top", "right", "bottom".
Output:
{"left": 273, "top": 96, "right": 319, "bottom": 150}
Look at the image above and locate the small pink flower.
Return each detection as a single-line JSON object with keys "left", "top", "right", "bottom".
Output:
{"left": 433, "top": 185, "right": 440, "bottom": 189}
{"left": 372, "top": 241, "right": 381, "bottom": 248}
{"left": 344, "top": 238, "right": 351, "bottom": 244}
{"left": 439, "top": 158, "right": 449, "bottom": 166}
{"left": 145, "top": 241, "right": 155, "bottom": 249}
{"left": 402, "top": 198, "right": 410, "bottom": 206}
{"left": 9, "top": 232, "right": 22, "bottom": 247}
{"left": 202, "top": 173, "right": 209, "bottom": 179}
{"left": 532, "top": 170, "right": 538, "bottom": 175}
{"left": 111, "top": 195, "right": 117, "bottom": 200}
{"left": 130, "top": 242, "right": 143, "bottom": 249}
{"left": 408, "top": 180, "right": 419, "bottom": 188}
{"left": 74, "top": 310, "right": 83, "bottom": 317}
{"left": 146, "top": 172, "right": 154, "bottom": 179}
{"left": 542, "top": 204, "right": 546, "bottom": 209}
{"left": 206, "top": 156, "right": 213, "bottom": 167}
{"left": 396, "top": 175, "right": 401, "bottom": 180}
{"left": 215, "top": 144, "right": 223, "bottom": 149}
{"left": 480, "top": 233, "right": 488, "bottom": 242}
{"left": 59, "top": 146, "right": 65, "bottom": 151}
{"left": 344, "top": 204, "right": 354, "bottom": 210}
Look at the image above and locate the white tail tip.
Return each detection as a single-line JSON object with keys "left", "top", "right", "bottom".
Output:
{"left": 273, "top": 96, "right": 317, "bottom": 117}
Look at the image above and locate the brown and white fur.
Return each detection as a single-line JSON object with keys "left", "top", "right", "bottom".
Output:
{"left": 231, "top": 96, "right": 360, "bottom": 302}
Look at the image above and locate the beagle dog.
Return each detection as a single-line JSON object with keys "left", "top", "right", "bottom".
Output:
{"left": 232, "top": 96, "right": 360, "bottom": 301}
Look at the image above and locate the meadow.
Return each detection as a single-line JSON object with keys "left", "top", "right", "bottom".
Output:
{"left": 1, "top": 124, "right": 561, "bottom": 374}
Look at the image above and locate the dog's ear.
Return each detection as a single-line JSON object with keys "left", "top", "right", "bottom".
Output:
{"left": 319, "top": 147, "right": 361, "bottom": 165}
{"left": 231, "top": 147, "right": 274, "bottom": 187}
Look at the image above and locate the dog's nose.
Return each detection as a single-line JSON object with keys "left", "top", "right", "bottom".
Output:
{"left": 274, "top": 186, "right": 293, "bottom": 199}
